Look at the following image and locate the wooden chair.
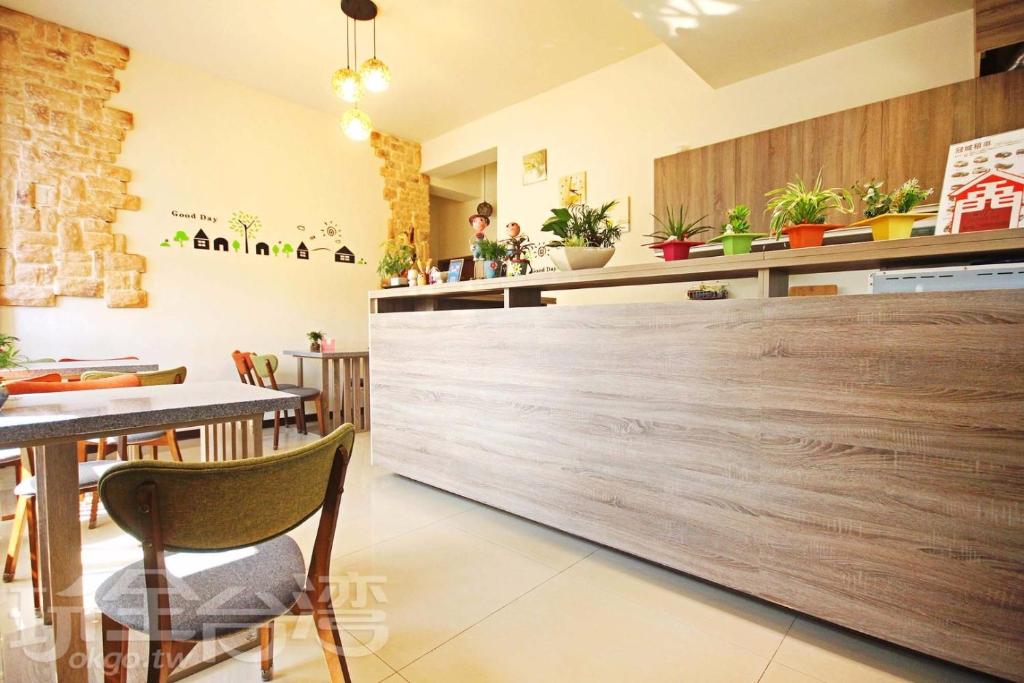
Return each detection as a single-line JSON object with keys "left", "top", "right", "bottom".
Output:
{"left": 1, "top": 374, "right": 142, "bottom": 613}
{"left": 231, "top": 351, "right": 324, "bottom": 450}
{"left": 97, "top": 424, "right": 356, "bottom": 683}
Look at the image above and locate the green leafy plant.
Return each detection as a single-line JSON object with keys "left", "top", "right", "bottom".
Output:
{"left": 646, "top": 204, "right": 712, "bottom": 244}
{"left": 306, "top": 330, "right": 324, "bottom": 343}
{"left": 722, "top": 205, "right": 751, "bottom": 234}
{"left": 475, "top": 238, "right": 508, "bottom": 261}
{"left": 504, "top": 234, "right": 534, "bottom": 261}
{"left": 765, "top": 173, "right": 854, "bottom": 238}
{"left": 854, "top": 178, "right": 934, "bottom": 218}
{"left": 542, "top": 201, "right": 622, "bottom": 248}
{"left": 0, "top": 334, "right": 22, "bottom": 370}
{"left": 376, "top": 236, "right": 415, "bottom": 278}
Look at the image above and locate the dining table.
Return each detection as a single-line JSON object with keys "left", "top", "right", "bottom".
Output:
{"left": 0, "top": 380, "right": 297, "bottom": 683}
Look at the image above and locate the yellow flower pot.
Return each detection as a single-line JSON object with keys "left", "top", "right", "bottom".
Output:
{"left": 849, "top": 213, "right": 930, "bottom": 241}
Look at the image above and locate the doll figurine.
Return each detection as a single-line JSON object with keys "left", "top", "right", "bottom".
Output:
{"left": 469, "top": 214, "right": 490, "bottom": 259}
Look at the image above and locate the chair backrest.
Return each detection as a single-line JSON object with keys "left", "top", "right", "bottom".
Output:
{"left": 80, "top": 366, "right": 187, "bottom": 385}
{"left": 99, "top": 424, "right": 355, "bottom": 552}
{"left": 230, "top": 350, "right": 260, "bottom": 386}
{"left": 5, "top": 374, "right": 141, "bottom": 394}
{"left": 57, "top": 356, "right": 140, "bottom": 362}
{"left": 25, "top": 358, "right": 55, "bottom": 363}
{"left": 250, "top": 354, "right": 280, "bottom": 390}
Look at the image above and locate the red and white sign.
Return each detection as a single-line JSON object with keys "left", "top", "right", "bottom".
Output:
{"left": 936, "top": 128, "right": 1024, "bottom": 234}
{"left": 950, "top": 170, "right": 1024, "bottom": 234}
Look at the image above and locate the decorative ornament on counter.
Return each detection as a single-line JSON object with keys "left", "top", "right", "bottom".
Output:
{"left": 468, "top": 214, "right": 490, "bottom": 261}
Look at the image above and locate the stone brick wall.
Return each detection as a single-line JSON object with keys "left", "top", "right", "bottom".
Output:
{"left": 370, "top": 131, "right": 430, "bottom": 264}
{"left": 0, "top": 7, "right": 146, "bottom": 308}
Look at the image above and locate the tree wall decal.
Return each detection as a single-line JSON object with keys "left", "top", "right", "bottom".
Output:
{"left": 173, "top": 230, "right": 188, "bottom": 247}
{"left": 227, "top": 211, "right": 261, "bottom": 254}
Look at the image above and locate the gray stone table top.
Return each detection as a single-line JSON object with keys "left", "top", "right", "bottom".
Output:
{"left": 12, "top": 360, "right": 159, "bottom": 377}
{"left": 0, "top": 381, "right": 298, "bottom": 447}
{"left": 283, "top": 350, "right": 368, "bottom": 359}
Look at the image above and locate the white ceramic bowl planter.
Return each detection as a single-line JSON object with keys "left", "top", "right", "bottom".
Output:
{"left": 549, "top": 246, "right": 615, "bottom": 271}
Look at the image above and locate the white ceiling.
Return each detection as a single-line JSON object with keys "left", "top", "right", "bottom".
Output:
{"left": 620, "top": 0, "right": 973, "bottom": 87}
{"left": 4, "top": 1, "right": 974, "bottom": 141}
{"left": 3, "top": 0, "right": 659, "bottom": 141}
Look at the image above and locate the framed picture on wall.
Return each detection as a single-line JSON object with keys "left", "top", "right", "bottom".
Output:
{"left": 523, "top": 149, "right": 547, "bottom": 185}
{"left": 447, "top": 258, "right": 464, "bottom": 283}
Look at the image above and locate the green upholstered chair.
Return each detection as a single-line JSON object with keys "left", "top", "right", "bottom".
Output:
{"left": 96, "top": 424, "right": 356, "bottom": 683}
{"left": 232, "top": 351, "right": 324, "bottom": 450}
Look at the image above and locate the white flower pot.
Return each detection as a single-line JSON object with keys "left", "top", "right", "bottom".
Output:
{"left": 549, "top": 246, "right": 615, "bottom": 271}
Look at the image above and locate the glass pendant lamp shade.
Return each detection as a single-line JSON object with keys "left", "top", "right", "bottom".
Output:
{"left": 360, "top": 57, "right": 391, "bottom": 93}
{"left": 341, "top": 107, "right": 372, "bottom": 141}
{"left": 332, "top": 67, "right": 363, "bottom": 103}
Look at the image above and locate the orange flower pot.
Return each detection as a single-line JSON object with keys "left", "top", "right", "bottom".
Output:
{"left": 782, "top": 223, "right": 842, "bottom": 249}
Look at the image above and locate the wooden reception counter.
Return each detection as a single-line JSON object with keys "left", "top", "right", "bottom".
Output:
{"left": 369, "top": 230, "right": 1024, "bottom": 680}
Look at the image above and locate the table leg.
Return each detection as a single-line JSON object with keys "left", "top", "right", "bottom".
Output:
{"left": 35, "top": 441, "right": 88, "bottom": 683}
{"left": 251, "top": 416, "right": 263, "bottom": 457}
{"left": 296, "top": 357, "right": 304, "bottom": 388}
{"left": 320, "top": 360, "right": 332, "bottom": 431}
{"left": 333, "top": 359, "right": 342, "bottom": 431}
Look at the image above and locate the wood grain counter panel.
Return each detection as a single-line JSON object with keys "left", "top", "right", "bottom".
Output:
{"left": 369, "top": 290, "right": 1024, "bottom": 680}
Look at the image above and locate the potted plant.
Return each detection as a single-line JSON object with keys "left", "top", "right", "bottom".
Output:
{"left": 0, "top": 333, "right": 22, "bottom": 409}
{"left": 541, "top": 200, "right": 623, "bottom": 271}
{"left": 706, "top": 205, "right": 768, "bottom": 256}
{"left": 475, "top": 239, "right": 509, "bottom": 279}
{"left": 503, "top": 222, "right": 534, "bottom": 276}
{"left": 307, "top": 330, "right": 324, "bottom": 353}
{"left": 765, "top": 173, "right": 854, "bottom": 248}
{"left": 644, "top": 205, "right": 712, "bottom": 261}
{"left": 376, "top": 236, "right": 415, "bottom": 287}
{"left": 851, "top": 178, "right": 934, "bottom": 241}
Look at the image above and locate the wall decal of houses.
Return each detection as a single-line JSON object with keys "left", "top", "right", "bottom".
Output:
{"left": 255, "top": 242, "right": 270, "bottom": 255}
{"left": 297, "top": 242, "right": 309, "bottom": 260}
{"left": 213, "top": 237, "right": 229, "bottom": 251}
{"left": 950, "top": 169, "right": 1024, "bottom": 233}
{"left": 335, "top": 245, "right": 355, "bottom": 263}
{"left": 194, "top": 229, "right": 210, "bottom": 250}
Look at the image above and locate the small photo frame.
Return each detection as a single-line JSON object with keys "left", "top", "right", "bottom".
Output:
{"left": 447, "top": 258, "right": 464, "bottom": 283}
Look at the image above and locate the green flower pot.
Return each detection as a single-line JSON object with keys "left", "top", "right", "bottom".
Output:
{"left": 706, "top": 232, "right": 768, "bottom": 255}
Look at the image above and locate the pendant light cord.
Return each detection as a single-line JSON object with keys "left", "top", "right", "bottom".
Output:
{"left": 373, "top": 17, "right": 377, "bottom": 59}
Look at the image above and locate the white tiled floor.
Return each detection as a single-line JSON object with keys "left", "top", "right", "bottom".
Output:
{"left": 0, "top": 430, "right": 999, "bottom": 682}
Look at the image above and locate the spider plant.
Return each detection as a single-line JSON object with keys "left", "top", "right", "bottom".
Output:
{"left": 542, "top": 201, "right": 622, "bottom": 248}
{"left": 765, "top": 173, "right": 854, "bottom": 238}
{"left": 646, "top": 204, "right": 712, "bottom": 244}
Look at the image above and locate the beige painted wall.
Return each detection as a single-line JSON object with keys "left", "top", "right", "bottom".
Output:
{"left": 422, "top": 11, "right": 975, "bottom": 302}
{"left": 429, "top": 162, "right": 498, "bottom": 260}
{"left": 1, "top": 51, "right": 388, "bottom": 384}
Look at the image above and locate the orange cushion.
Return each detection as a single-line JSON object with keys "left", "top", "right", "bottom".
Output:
{"left": 6, "top": 374, "right": 141, "bottom": 395}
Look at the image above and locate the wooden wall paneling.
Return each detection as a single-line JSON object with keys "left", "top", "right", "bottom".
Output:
{"left": 654, "top": 140, "right": 736, "bottom": 235}
{"left": 975, "top": 0, "right": 1024, "bottom": 54}
{"left": 975, "top": 68, "right": 1024, "bottom": 137}
{"left": 734, "top": 130, "right": 772, "bottom": 230}
{"left": 882, "top": 79, "right": 976, "bottom": 196}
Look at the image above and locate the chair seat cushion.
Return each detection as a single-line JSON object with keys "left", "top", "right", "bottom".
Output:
{"left": 95, "top": 535, "right": 305, "bottom": 641}
{"left": 274, "top": 383, "right": 298, "bottom": 391}
{"left": 14, "top": 460, "right": 119, "bottom": 497}
{"left": 281, "top": 386, "right": 318, "bottom": 400}
{"left": 84, "top": 431, "right": 166, "bottom": 445}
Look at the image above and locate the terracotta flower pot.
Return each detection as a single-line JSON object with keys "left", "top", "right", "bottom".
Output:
{"left": 310, "top": 342, "right": 321, "bottom": 352}
{"left": 782, "top": 223, "right": 842, "bottom": 249}
{"left": 651, "top": 240, "right": 702, "bottom": 261}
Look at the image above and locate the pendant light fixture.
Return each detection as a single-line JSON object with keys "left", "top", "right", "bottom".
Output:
{"left": 336, "top": 0, "right": 390, "bottom": 141}
{"left": 359, "top": 18, "right": 391, "bottom": 93}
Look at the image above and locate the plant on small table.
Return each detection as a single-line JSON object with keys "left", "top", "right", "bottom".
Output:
{"left": 377, "top": 236, "right": 415, "bottom": 287}
{"left": 644, "top": 204, "right": 712, "bottom": 261}
{"left": 475, "top": 238, "right": 509, "bottom": 279}
{"left": 307, "top": 330, "right": 324, "bottom": 353}
{"left": 765, "top": 173, "right": 853, "bottom": 248}
{"left": 542, "top": 201, "right": 622, "bottom": 271}
{"left": 706, "top": 204, "right": 768, "bottom": 256}
{"left": 851, "top": 178, "right": 934, "bottom": 241}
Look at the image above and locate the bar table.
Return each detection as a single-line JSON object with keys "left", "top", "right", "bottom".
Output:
{"left": 283, "top": 350, "right": 370, "bottom": 431}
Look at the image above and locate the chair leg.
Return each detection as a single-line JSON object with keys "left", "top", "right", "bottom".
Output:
{"left": 296, "top": 405, "right": 307, "bottom": 435}
{"left": 150, "top": 445, "right": 158, "bottom": 460}
{"left": 26, "top": 497, "right": 40, "bottom": 615}
{"left": 102, "top": 612, "right": 129, "bottom": 683}
{"left": 89, "top": 490, "right": 100, "bottom": 529}
{"left": 273, "top": 411, "right": 280, "bottom": 451}
{"left": 312, "top": 594, "right": 352, "bottom": 683}
{"left": 314, "top": 396, "right": 326, "bottom": 436}
{"left": 146, "top": 638, "right": 172, "bottom": 683}
{"left": 3, "top": 494, "right": 28, "bottom": 582}
{"left": 166, "top": 431, "right": 183, "bottom": 462}
{"left": 259, "top": 621, "right": 275, "bottom": 681}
